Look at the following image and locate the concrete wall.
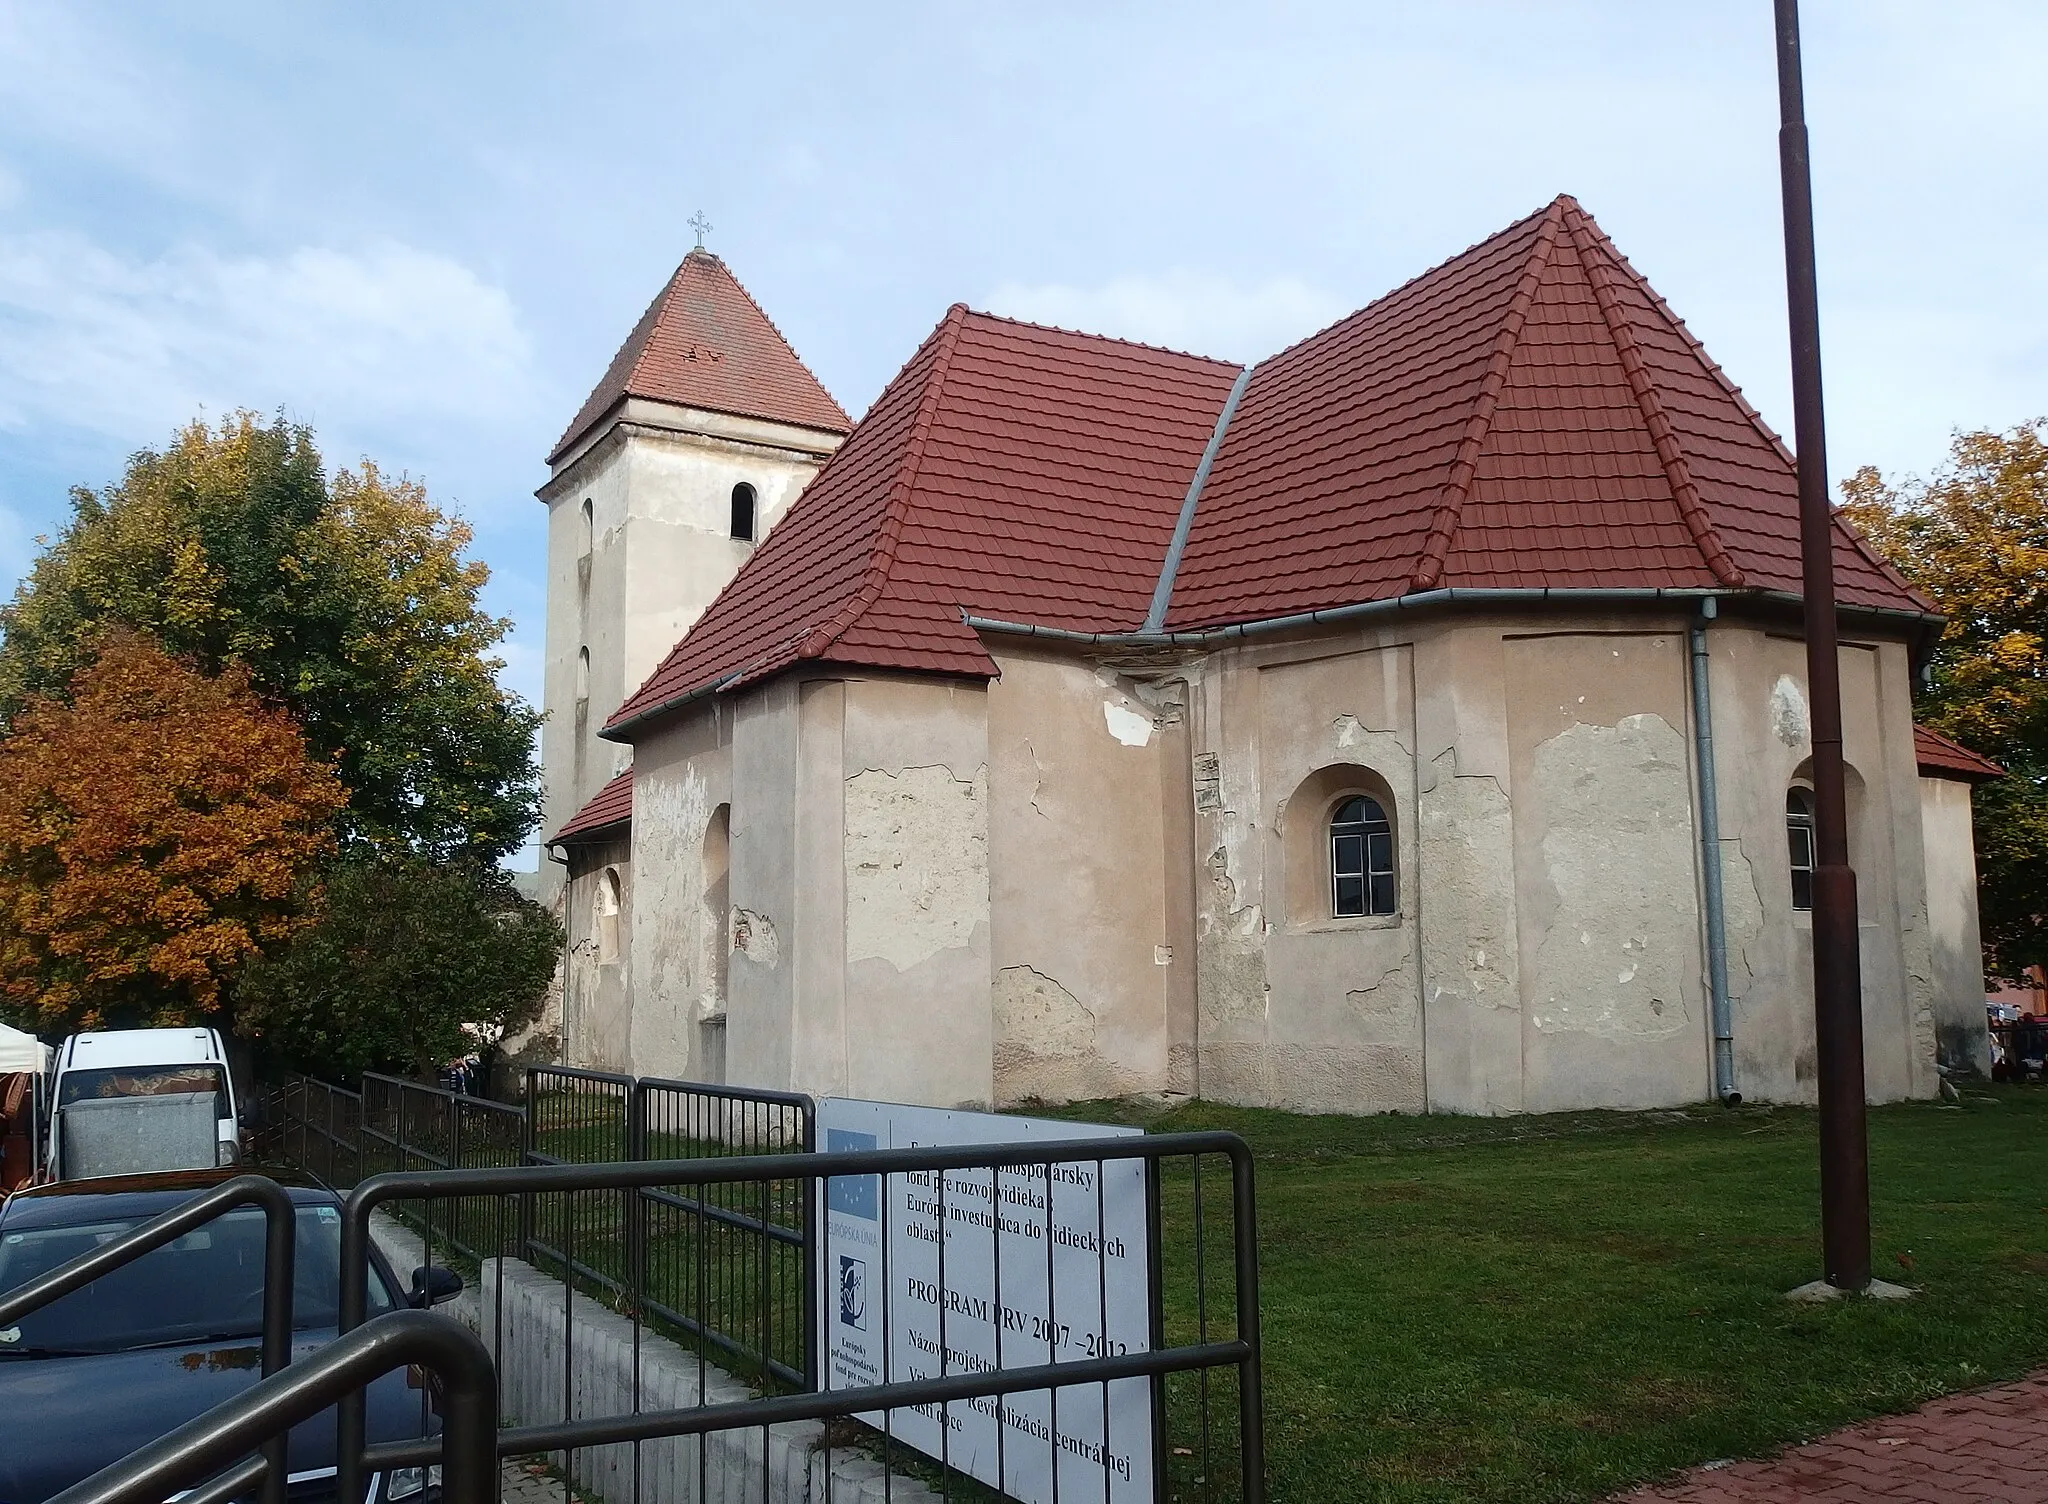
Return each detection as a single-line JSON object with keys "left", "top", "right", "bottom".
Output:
{"left": 1920, "top": 774, "right": 1992, "bottom": 1076}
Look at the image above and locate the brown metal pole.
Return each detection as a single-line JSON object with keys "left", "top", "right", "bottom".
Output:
{"left": 1773, "top": 0, "right": 1872, "bottom": 1291}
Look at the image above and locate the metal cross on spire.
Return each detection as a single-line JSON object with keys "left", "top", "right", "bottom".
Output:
{"left": 688, "top": 210, "right": 713, "bottom": 250}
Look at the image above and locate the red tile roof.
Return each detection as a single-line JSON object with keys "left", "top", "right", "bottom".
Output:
{"left": 549, "top": 767, "right": 633, "bottom": 844}
{"left": 1164, "top": 196, "right": 1929, "bottom": 626}
{"left": 550, "top": 250, "right": 850, "bottom": 464}
{"left": 604, "top": 197, "right": 1938, "bottom": 739}
{"left": 605, "top": 308, "right": 1240, "bottom": 732}
{"left": 1914, "top": 725, "right": 2004, "bottom": 782}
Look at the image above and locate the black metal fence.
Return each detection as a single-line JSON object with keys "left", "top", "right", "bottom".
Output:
{"left": 335, "top": 1134, "right": 1263, "bottom": 1504}
{"left": 263, "top": 1065, "right": 816, "bottom": 1387}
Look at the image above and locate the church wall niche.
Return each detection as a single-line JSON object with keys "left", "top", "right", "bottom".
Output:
{"left": 837, "top": 677, "right": 993, "bottom": 1109}
{"left": 985, "top": 649, "right": 1174, "bottom": 1107}
{"left": 625, "top": 707, "right": 732, "bottom": 1085}
{"left": 560, "top": 833, "right": 633, "bottom": 1076}
{"left": 1504, "top": 630, "right": 1708, "bottom": 1112}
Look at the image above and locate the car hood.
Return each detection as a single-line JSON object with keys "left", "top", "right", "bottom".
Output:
{"left": 0, "top": 1328, "right": 435, "bottom": 1504}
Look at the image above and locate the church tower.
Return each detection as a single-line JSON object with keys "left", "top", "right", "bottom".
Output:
{"left": 537, "top": 245, "right": 851, "bottom": 858}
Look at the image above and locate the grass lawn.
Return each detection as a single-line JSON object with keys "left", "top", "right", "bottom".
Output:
{"left": 1060, "top": 1084, "right": 2048, "bottom": 1503}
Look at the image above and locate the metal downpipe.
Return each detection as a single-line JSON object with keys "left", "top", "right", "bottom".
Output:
{"left": 1689, "top": 600, "right": 1739, "bottom": 1105}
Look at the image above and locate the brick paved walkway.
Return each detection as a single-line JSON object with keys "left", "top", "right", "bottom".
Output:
{"left": 1615, "top": 1370, "right": 2048, "bottom": 1501}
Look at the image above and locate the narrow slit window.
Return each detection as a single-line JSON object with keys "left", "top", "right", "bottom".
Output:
{"left": 1331, "top": 795, "right": 1396, "bottom": 918}
{"left": 730, "top": 482, "right": 757, "bottom": 541}
{"left": 1786, "top": 788, "right": 1816, "bottom": 912}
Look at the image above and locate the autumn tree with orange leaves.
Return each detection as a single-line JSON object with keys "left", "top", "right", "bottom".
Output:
{"left": 0, "top": 633, "right": 346, "bottom": 1034}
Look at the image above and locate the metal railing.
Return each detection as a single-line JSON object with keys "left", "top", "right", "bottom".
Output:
{"left": 267, "top": 1066, "right": 818, "bottom": 1387}
{"left": 334, "top": 1132, "right": 1263, "bottom": 1504}
{"left": 47, "top": 1309, "right": 497, "bottom": 1504}
{"left": 0, "top": 1174, "right": 300, "bottom": 1504}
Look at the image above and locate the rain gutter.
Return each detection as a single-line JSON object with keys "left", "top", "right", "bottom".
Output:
{"left": 967, "top": 585, "right": 1940, "bottom": 649}
{"left": 598, "top": 670, "right": 744, "bottom": 741}
{"left": 1688, "top": 598, "right": 1739, "bottom": 1105}
{"left": 1142, "top": 366, "right": 1254, "bottom": 633}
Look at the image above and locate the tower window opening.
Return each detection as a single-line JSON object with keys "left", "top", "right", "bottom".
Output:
{"left": 580, "top": 497, "right": 594, "bottom": 556}
{"left": 730, "top": 482, "right": 757, "bottom": 542}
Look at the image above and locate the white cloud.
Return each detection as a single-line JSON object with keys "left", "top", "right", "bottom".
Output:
{"left": 982, "top": 270, "right": 1348, "bottom": 364}
{"left": 0, "top": 232, "right": 539, "bottom": 447}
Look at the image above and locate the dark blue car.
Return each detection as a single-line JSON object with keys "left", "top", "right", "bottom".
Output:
{"left": 0, "top": 1171, "right": 462, "bottom": 1504}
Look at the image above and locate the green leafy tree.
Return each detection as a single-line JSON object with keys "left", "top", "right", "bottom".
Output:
{"left": 234, "top": 858, "right": 562, "bottom": 1080}
{"left": 0, "top": 413, "right": 540, "bottom": 863}
{"left": 1841, "top": 419, "right": 2048, "bottom": 981}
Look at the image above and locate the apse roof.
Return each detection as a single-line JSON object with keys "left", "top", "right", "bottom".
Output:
{"left": 605, "top": 197, "right": 1935, "bottom": 739}
{"left": 549, "top": 250, "right": 850, "bottom": 464}
{"left": 549, "top": 767, "right": 634, "bottom": 845}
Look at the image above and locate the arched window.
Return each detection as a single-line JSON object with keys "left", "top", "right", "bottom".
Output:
{"left": 1330, "top": 795, "right": 1396, "bottom": 918}
{"left": 579, "top": 497, "right": 594, "bottom": 556}
{"left": 595, "top": 867, "right": 622, "bottom": 965}
{"left": 730, "top": 483, "right": 757, "bottom": 542}
{"left": 575, "top": 646, "right": 590, "bottom": 703}
{"left": 1786, "top": 788, "right": 1816, "bottom": 912}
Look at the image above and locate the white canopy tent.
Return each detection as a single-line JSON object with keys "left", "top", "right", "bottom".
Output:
{"left": 0, "top": 1020, "right": 48, "bottom": 1075}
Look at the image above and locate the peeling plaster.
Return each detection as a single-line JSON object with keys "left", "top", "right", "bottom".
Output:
{"left": 1770, "top": 675, "right": 1809, "bottom": 747}
{"left": 1418, "top": 750, "right": 1517, "bottom": 1010}
{"left": 1103, "top": 701, "right": 1155, "bottom": 747}
{"left": 992, "top": 964, "right": 1135, "bottom": 1102}
{"left": 1526, "top": 714, "right": 1694, "bottom": 1041}
{"left": 845, "top": 763, "right": 989, "bottom": 972}
{"left": 730, "top": 907, "right": 778, "bottom": 970}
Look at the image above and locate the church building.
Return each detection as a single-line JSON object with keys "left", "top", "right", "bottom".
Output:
{"left": 538, "top": 196, "right": 1997, "bottom": 1115}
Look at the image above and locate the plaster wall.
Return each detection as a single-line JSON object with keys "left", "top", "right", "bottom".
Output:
{"left": 623, "top": 706, "right": 734, "bottom": 1083}
{"left": 829, "top": 677, "right": 993, "bottom": 1109}
{"left": 1701, "top": 627, "right": 1933, "bottom": 1104}
{"left": 1919, "top": 775, "right": 1992, "bottom": 1076}
{"left": 1503, "top": 631, "right": 1708, "bottom": 1111}
{"left": 540, "top": 439, "right": 633, "bottom": 861}
{"left": 985, "top": 649, "right": 1176, "bottom": 1106}
{"left": 561, "top": 836, "right": 634, "bottom": 1073}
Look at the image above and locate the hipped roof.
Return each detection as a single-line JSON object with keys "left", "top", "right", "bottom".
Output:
{"left": 1913, "top": 725, "right": 2004, "bottom": 783}
{"left": 607, "top": 197, "right": 1934, "bottom": 738}
{"left": 551, "top": 250, "right": 850, "bottom": 464}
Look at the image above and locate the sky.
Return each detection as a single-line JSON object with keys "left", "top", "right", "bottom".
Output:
{"left": 1, "top": 1, "right": 2043, "bottom": 863}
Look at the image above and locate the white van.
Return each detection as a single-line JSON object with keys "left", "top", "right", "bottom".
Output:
{"left": 44, "top": 1028, "right": 242, "bottom": 1182}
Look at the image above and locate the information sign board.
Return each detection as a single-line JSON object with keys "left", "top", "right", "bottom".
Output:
{"left": 818, "top": 1098, "right": 1154, "bottom": 1503}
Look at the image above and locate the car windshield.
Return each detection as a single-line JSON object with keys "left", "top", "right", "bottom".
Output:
{"left": 0, "top": 1203, "right": 397, "bottom": 1356}
{"left": 58, "top": 1064, "right": 228, "bottom": 1116}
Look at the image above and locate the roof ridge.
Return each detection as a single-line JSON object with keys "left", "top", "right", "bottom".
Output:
{"left": 961, "top": 305, "right": 1241, "bottom": 369}
{"left": 1407, "top": 199, "right": 1565, "bottom": 592}
{"left": 677, "top": 251, "right": 853, "bottom": 428}
{"left": 1571, "top": 207, "right": 1932, "bottom": 610}
{"left": 796, "top": 304, "right": 969, "bottom": 661}
{"left": 1562, "top": 201, "right": 1745, "bottom": 588}
{"left": 1248, "top": 196, "right": 1568, "bottom": 379}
